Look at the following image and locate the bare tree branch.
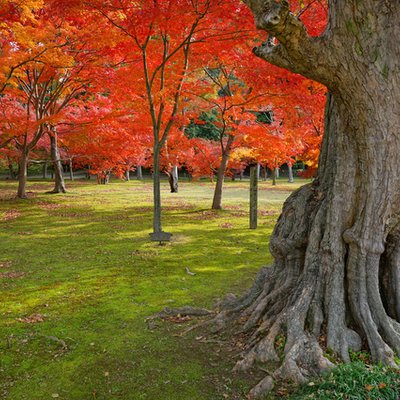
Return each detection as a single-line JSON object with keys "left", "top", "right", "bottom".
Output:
{"left": 243, "top": 0, "right": 335, "bottom": 86}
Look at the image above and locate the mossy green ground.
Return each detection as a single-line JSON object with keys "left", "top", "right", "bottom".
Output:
{"left": 2, "top": 179, "right": 398, "bottom": 400}
{"left": 0, "top": 178, "right": 301, "bottom": 400}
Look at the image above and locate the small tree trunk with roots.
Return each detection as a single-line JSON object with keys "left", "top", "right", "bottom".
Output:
{"left": 211, "top": 1, "right": 400, "bottom": 398}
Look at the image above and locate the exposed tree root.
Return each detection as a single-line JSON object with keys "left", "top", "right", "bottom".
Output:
{"left": 205, "top": 180, "right": 400, "bottom": 398}
{"left": 146, "top": 306, "right": 214, "bottom": 321}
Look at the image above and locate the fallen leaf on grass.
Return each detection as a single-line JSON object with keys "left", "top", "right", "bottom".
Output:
{"left": 378, "top": 382, "right": 386, "bottom": 389}
{"left": 36, "top": 202, "right": 62, "bottom": 210}
{"left": 164, "top": 315, "right": 192, "bottom": 323}
{"left": 193, "top": 210, "right": 220, "bottom": 221}
{"left": 258, "top": 209, "right": 279, "bottom": 217}
{"left": 0, "top": 261, "right": 12, "bottom": 269}
{"left": 276, "top": 387, "right": 289, "bottom": 396}
{"left": 16, "top": 314, "right": 45, "bottom": 324}
{"left": 0, "top": 271, "right": 26, "bottom": 279}
{"left": 219, "top": 223, "right": 234, "bottom": 229}
{"left": 2, "top": 210, "right": 21, "bottom": 221}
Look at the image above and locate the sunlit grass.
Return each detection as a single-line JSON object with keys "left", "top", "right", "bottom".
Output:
{"left": 0, "top": 177, "right": 304, "bottom": 400}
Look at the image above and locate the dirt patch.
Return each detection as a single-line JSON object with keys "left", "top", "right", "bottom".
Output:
{"left": 1, "top": 209, "right": 22, "bottom": 221}
{"left": 0, "top": 271, "right": 26, "bottom": 279}
{"left": 230, "top": 212, "right": 247, "bottom": 217}
{"left": 0, "top": 261, "right": 12, "bottom": 269}
{"left": 192, "top": 210, "right": 221, "bottom": 221}
{"left": 16, "top": 314, "right": 45, "bottom": 324}
{"left": 36, "top": 202, "right": 62, "bottom": 210}
{"left": 258, "top": 209, "right": 280, "bottom": 217}
{"left": 51, "top": 211, "right": 92, "bottom": 218}
{"left": 219, "top": 223, "right": 234, "bottom": 229}
{"left": 164, "top": 203, "right": 196, "bottom": 212}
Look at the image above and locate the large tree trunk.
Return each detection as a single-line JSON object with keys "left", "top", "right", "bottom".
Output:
{"left": 212, "top": 1, "right": 400, "bottom": 398}
{"left": 48, "top": 130, "right": 66, "bottom": 194}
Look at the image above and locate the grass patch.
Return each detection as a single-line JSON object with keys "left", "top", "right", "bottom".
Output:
{"left": 285, "top": 362, "right": 400, "bottom": 400}
{"left": 0, "top": 178, "right": 301, "bottom": 400}
{"left": 2, "top": 178, "right": 397, "bottom": 400}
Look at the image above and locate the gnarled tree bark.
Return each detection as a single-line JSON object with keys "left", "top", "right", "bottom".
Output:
{"left": 214, "top": 1, "right": 400, "bottom": 398}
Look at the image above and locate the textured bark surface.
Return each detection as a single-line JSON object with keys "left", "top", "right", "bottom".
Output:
{"left": 17, "top": 151, "right": 28, "bottom": 199}
{"left": 48, "top": 130, "right": 66, "bottom": 194}
{"left": 214, "top": 1, "right": 400, "bottom": 397}
{"left": 166, "top": 165, "right": 179, "bottom": 193}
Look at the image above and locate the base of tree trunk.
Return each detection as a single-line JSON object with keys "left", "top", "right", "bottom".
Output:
{"left": 203, "top": 181, "right": 400, "bottom": 398}
{"left": 46, "top": 188, "right": 67, "bottom": 194}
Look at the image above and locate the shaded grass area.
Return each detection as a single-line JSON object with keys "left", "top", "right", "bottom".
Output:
{"left": 0, "top": 178, "right": 302, "bottom": 400}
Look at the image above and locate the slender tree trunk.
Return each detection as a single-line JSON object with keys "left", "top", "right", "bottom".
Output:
{"left": 7, "top": 158, "right": 16, "bottom": 180}
{"left": 212, "top": 2, "right": 400, "bottom": 398}
{"left": 212, "top": 135, "right": 235, "bottom": 210}
{"left": 125, "top": 169, "right": 130, "bottom": 181}
{"left": 17, "top": 150, "right": 29, "bottom": 199}
{"left": 271, "top": 168, "right": 276, "bottom": 186}
{"left": 48, "top": 131, "right": 66, "bottom": 194}
{"left": 262, "top": 166, "right": 267, "bottom": 181}
{"left": 167, "top": 165, "right": 178, "bottom": 193}
{"left": 288, "top": 164, "right": 294, "bottom": 183}
{"left": 212, "top": 155, "right": 229, "bottom": 210}
{"left": 69, "top": 159, "right": 74, "bottom": 181}
{"left": 42, "top": 161, "right": 48, "bottom": 180}
{"left": 153, "top": 147, "right": 162, "bottom": 233}
{"left": 275, "top": 167, "right": 280, "bottom": 179}
{"left": 136, "top": 165, "right": 143, "bottom": 180}
{"left": 249, "top": 164, "right": 258, "bottom": 229}
{"left": 240, "top": 170, "right": 244, "bottom": 181}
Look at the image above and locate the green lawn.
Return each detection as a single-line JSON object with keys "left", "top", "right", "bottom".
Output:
{"left": 0, "top": 178, "right": 303, "bottom": 400}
